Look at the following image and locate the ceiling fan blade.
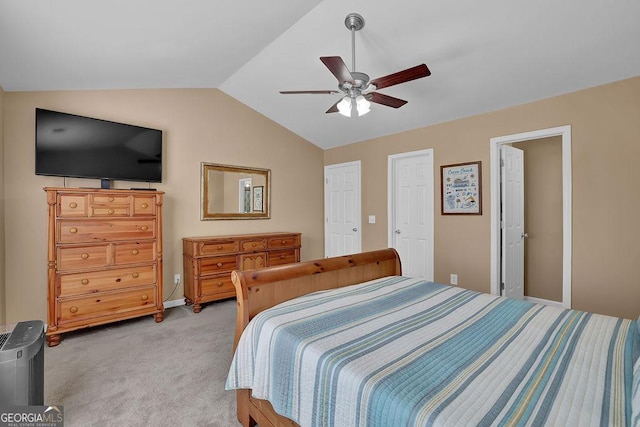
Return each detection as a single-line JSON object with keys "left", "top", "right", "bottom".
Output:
{"left": 320, "top": 56, "right": 354, "bottom": 84}
{"left": 326, "top": 100, "right": 341, "bottom": 114}
{"left": 370, "top": 64, "right": 431, "bottom": 91}
{"left": 368, "top": 92, "right": 408, "bottom": 109}
{"left": 280, "top": 90, "right": 339, "bottom": 95}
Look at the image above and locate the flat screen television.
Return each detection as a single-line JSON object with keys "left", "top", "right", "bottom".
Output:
{"left": 35, "top": 108, "right": 162, "bottom": 187}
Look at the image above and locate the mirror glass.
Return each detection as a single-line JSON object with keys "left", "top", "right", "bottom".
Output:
{"left": 201, "top": 162, "right": 271, "bottom": 220}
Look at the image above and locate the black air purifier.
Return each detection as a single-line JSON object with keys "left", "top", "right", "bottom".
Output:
{"left": 0, "top": 320, "right": 45, "bottom": 405}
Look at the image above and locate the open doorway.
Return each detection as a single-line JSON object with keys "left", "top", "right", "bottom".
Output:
{"left": 490, "top": 126, "right": 572, "bottom": 308}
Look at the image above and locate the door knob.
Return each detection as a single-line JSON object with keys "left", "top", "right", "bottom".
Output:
{"left": 521, "top": 232, "right": 529, "bottom": 239}
{"left": 395, "top": 229, "right": 401, "bottom": 234}
{"left": 352, "top": 228, "right": 358, "bottom": 232}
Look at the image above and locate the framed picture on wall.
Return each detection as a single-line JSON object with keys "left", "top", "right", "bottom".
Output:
{"left": 253, "top": 186, "right": 264, "bottom": 212}
{"left": 441, "top": 161, "right": 482, "bottom": 215}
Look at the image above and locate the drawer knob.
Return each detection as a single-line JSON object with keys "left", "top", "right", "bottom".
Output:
{"left": 280, "top": 255, "right": 285, "bottom": 259}
{"left": 81, "top": 278, "right": 89, "bottom": 285}
{"left": 108, "top": 209, "right": 115, "bottom": 214}
{"left": 132, "top": 249, "right": 139, "bottom": 255}
{"left": 217, "top": 245, "right": 223, "bottom": 250}
{"left": 69, "top": 202, "right": 77, "bottom": 208}
{"left": 109, "top": 197, "right": 114, "bottom": 202}
{"left": 141, "top": 294, "right": 149, "bottom": 301}
{"left": 217, "top": 282, "right": 224, "bottom": 287}
{"left": 141, "top": 203, "right": 148, "bottom": 209}
{"left": 132, "top": 272, "right": 139, "bottom": 278}
{"left": 252, "top": 243, "right": 257, "bottom": 247}
{"left": 140, "top": 225, "right": 148, "bottom": 231}
{"left": 81, "top": 253, "right": 89, "bottom": 259}
{"left": 69, "top": 227, "right": 78, "bottom": 234}
{"left": 70, "top": 306, "right": 78, "bottom": 313}
{"left": 216, "top": 262, "right": 223, "bottom": 268}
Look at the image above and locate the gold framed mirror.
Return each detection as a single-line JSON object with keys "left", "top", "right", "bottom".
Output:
{"left": 201, "top": 162, "right": 271, "bottom": 220}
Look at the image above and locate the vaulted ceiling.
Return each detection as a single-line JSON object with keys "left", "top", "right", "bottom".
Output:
{"left": 1, "top": 0, "right": 639, "bottom": 149}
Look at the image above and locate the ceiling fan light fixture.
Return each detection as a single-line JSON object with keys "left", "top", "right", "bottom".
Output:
{"left": 337, "top": 96, "right": 353, "bottom": 117}
{"left": 356, "top": 95, "right": 370, "bottom": 116}
{"left": 337, "top": 95, "right": 371, "bottom": 118}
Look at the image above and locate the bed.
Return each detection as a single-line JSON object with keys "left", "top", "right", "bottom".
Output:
{"left": 226, "top": 249, "right": 640, "bottom": 427}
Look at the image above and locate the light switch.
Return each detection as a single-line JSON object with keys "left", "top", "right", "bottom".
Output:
{"left": 368, "top": 215, "right": 376, "bottom": 224}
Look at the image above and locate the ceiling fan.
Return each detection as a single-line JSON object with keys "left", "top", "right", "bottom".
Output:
{"left": 280, "top": 13, "right": 431, "bottom": 117}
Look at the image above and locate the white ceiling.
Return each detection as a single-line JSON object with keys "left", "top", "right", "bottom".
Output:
{"left": 1, "top": 0, "right": 639, "bottom": 149}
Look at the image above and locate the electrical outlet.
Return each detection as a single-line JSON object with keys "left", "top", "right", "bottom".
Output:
{"left": 450, "top": 274, "right": 458, "bottom": 286}
{"left": 174, "top": 274, "right": 181, "bottom": 285}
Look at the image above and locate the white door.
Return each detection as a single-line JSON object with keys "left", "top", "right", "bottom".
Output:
{"left": 388, "top": 150, "right": 434, "bottom": 280}
{"left": 501, "top": 145, "right": 525, "bottom": 299}
{"left": 324, "top": 161, "right": 361, "bottom": 257}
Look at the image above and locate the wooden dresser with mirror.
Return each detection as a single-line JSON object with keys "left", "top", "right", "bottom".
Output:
{"left": 182, "top": 232, "right": 301, "bottom": 312}
{"left": 45, "top": 187, "right": 164, "bottom": 346}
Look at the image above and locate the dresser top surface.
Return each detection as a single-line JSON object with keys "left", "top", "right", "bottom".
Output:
{"left": 44, "top": 187, "right": 164, "bottom": 195}
{"left": 183, "top": 232, "right": 300, "bottom": 242}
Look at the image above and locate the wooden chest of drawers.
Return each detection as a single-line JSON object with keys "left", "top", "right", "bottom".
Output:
{"left": 45, "top": 187, "right": 164, "bottom": 346}
{"left": 182, "top": 232, "right": 301, "bottom": 312}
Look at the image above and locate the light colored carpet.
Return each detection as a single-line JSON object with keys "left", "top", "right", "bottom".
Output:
{"left": 44, "top": 299, "right": 240, "bottom": 426}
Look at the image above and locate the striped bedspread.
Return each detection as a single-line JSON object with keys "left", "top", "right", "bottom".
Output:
{"left": 226, "top": 276, "right": 640, "bottom": 426}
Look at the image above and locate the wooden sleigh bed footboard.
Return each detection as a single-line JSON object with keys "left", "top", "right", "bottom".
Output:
{"left": 230, "top": 248, "right": 402, "bottom": 427}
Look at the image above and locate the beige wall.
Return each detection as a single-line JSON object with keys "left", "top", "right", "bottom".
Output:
{"left": 3, "top": 89, "right": 324, "bottom": 323}
{"left": 325, "top": 76, "right": 640, "bottom": 319}
{"left": 0, "top": 85, "right": 5, "bottom": 324}
{"left": 2, "top": 77, "right": 640, "bottom": 323}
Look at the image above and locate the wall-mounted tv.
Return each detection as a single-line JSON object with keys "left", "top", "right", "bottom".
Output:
{"left": 35, "top": 108, "right": 162, "bottom": 187}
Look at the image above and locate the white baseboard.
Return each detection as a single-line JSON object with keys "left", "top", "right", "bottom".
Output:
{"left": 163, "top": 298, "right": 185, "bottom": 309}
